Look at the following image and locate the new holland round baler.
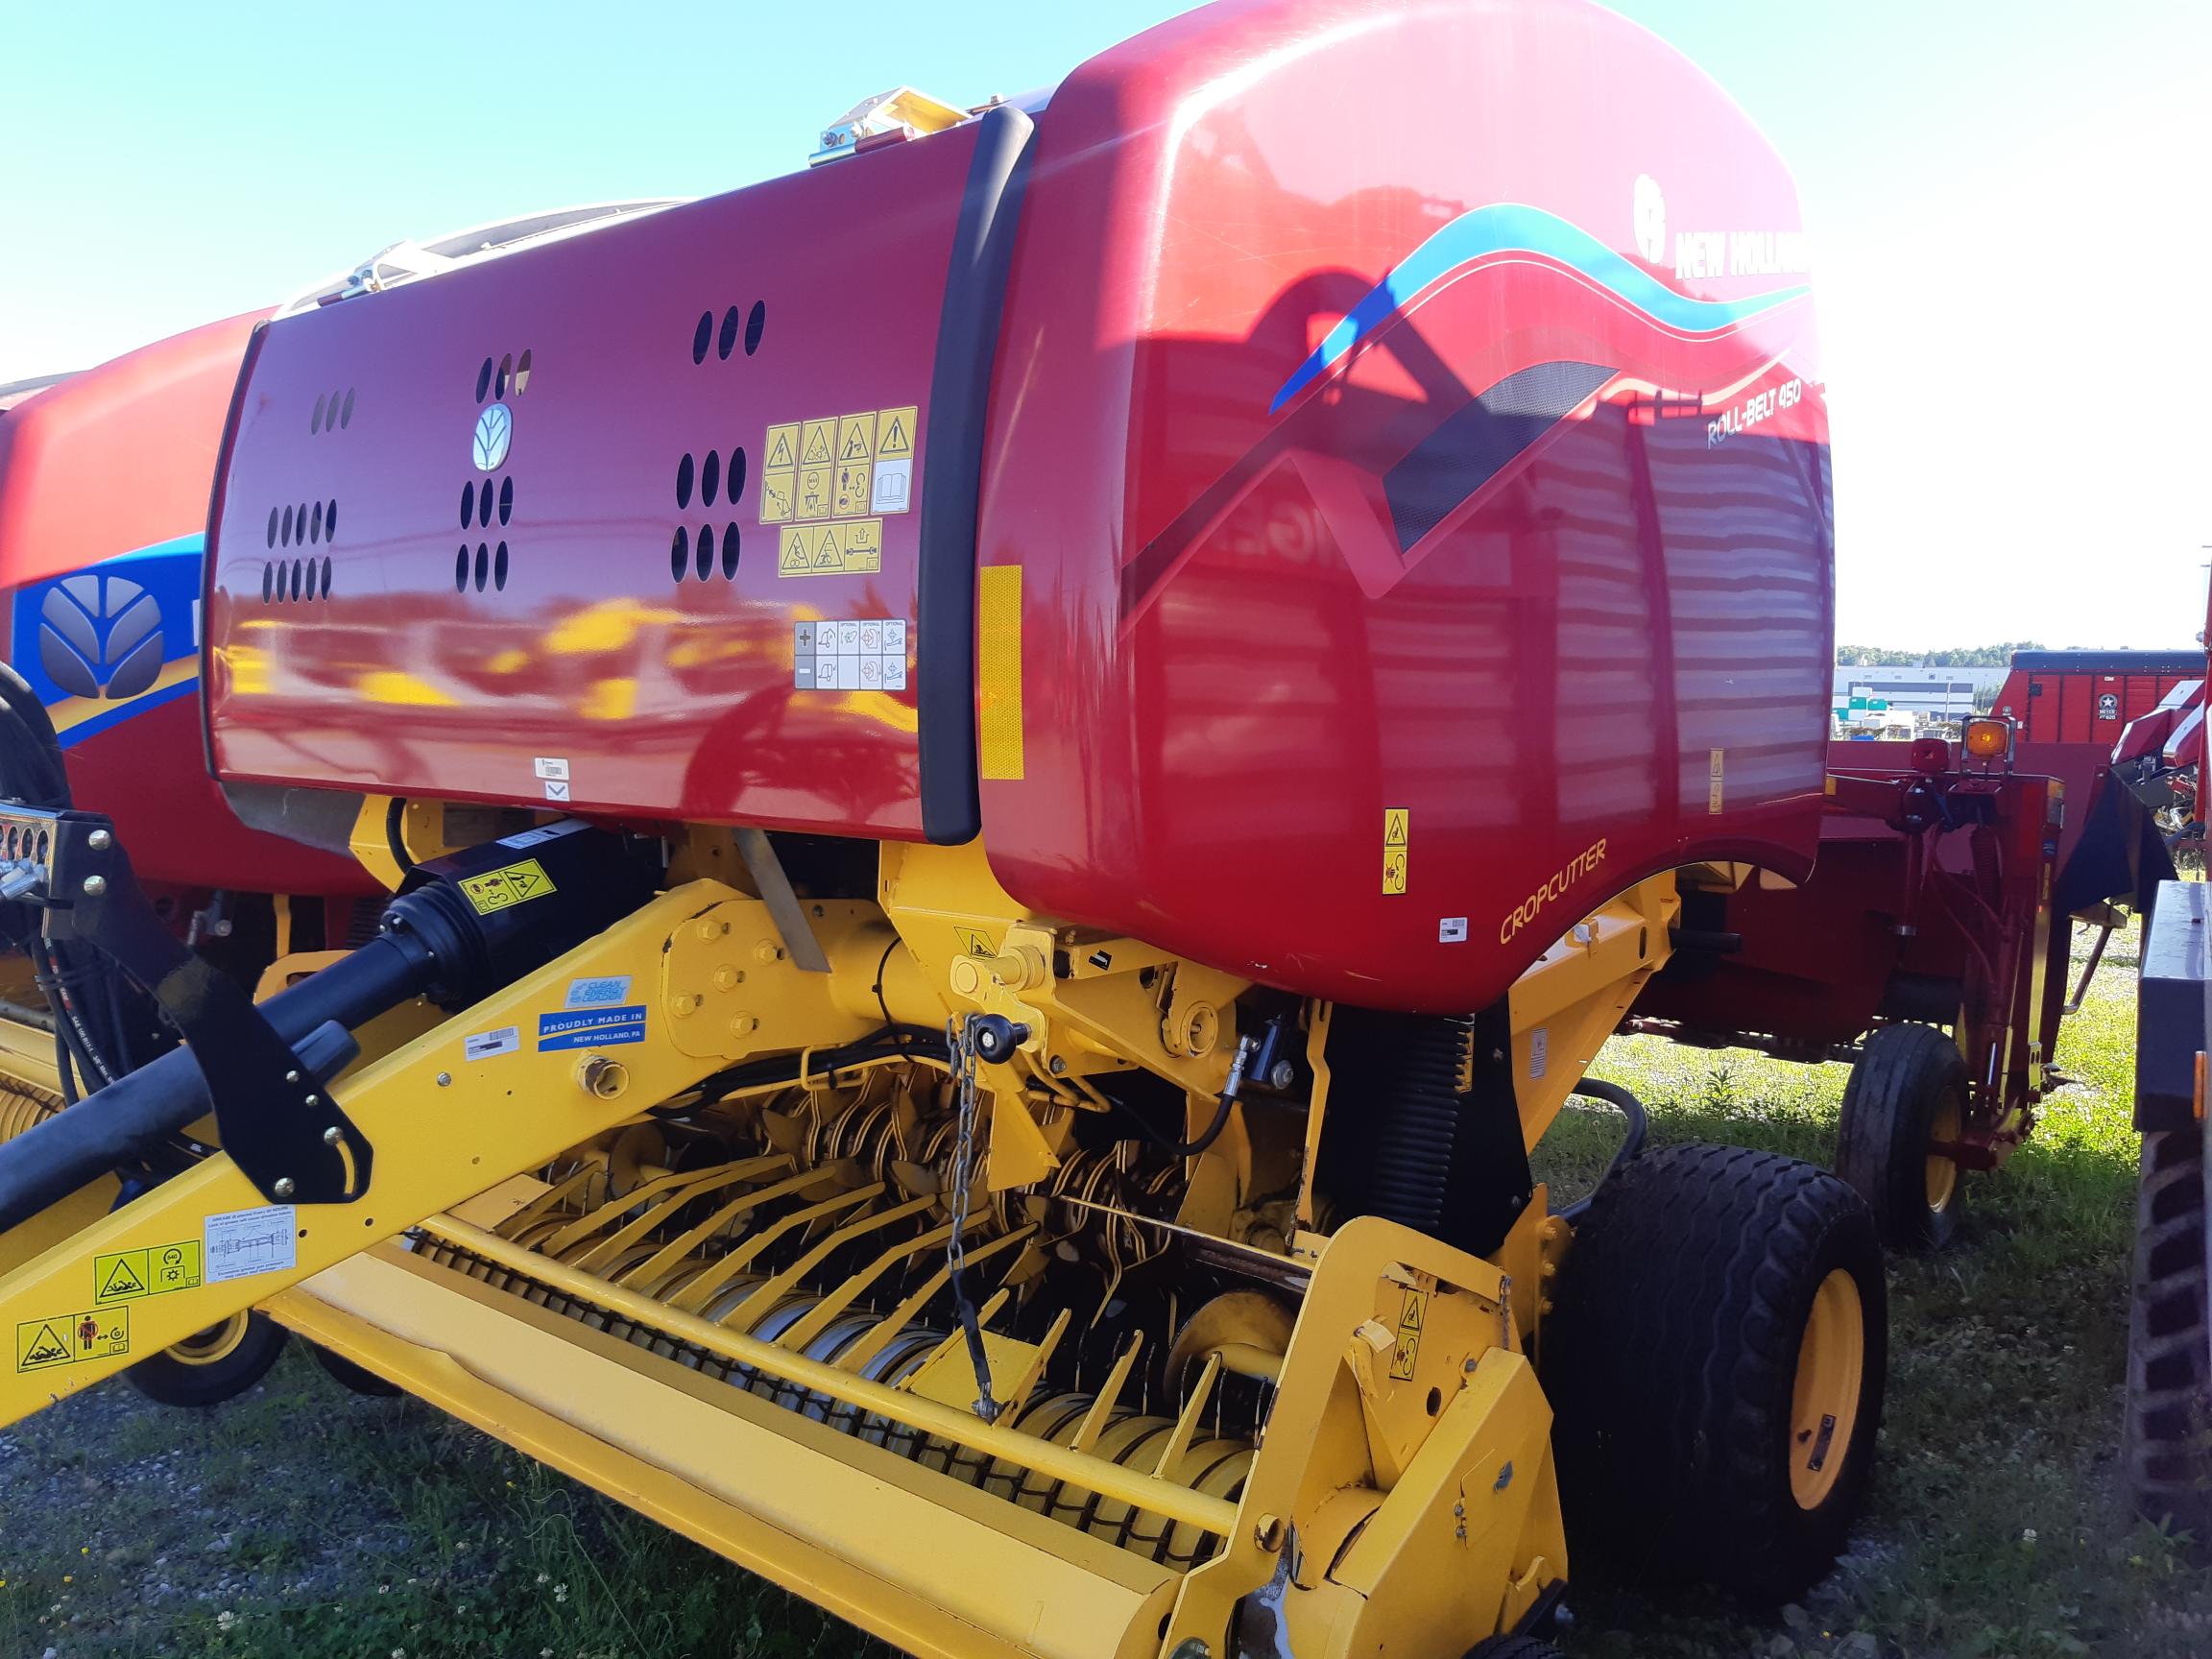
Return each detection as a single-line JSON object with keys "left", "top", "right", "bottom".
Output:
{"left": 0, "top": 3, "right": 1876, "bottom": 1652}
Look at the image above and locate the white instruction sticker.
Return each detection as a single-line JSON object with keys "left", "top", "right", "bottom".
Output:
{"left": 464, "top": 1025, "right": 520, "bottom": 1060}
{"left": 1528, "top": 1026, "right": 1549, "bottom": 1081}
{"left": 204, "top": 1205, "right": 298, "bottom": 1285}
{"left": 533, "top": 757, "right": 571, "bottom": 781}
{"left": 1438, "top": 917, "right": 1468, "bottom": 943}
{"left": 497, "top": 818, "right": 589, "bottom": 851}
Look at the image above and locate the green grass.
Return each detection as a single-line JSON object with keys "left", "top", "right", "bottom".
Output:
{"left": 1541, "top": 919, "right": 2212, "bottom": 1658}
{"left": 4, "top": 922, "right": 2207, "bottom": 1656}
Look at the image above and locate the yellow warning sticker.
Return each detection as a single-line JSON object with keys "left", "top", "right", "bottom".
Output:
{"left": 1708, "top": 748, "right": 1725, "bottom": 814}
{"left": 796, "top": 465, "right": 833, "bottom": 521}
{"left": 877, "top": 406, "right": 917, "bottom": 459}
{"left": 838, "top": 411, "right": 878, "bottom": 463}
{"left": 1382, "top": 807, "right": 1409, "bottom": 896}
{"left": 834, "top": 463, "right": 872, "bottom": 517}
{"left": 777, "top": 519, "right": 882, "bottom": 578}
{"left": 954, "top": 926, "right": 997, "bottom": 957}
{"left": 95, "top": 1240, "right": 203, "bottom": 1304}
{"left": 16, "top": 1306, "right": 130, "bottom": 1372}
{"left": 1390, "top": 1287, "right": 1426, "bottom": 1380}
{"left": 458, "top": 858, "right": 556, "bottom": 915}
{"left": 762, "top": 405, "right": 920, "bottom": 532}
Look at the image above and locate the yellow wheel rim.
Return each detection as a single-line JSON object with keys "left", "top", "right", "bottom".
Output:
{"left": 168, "top": 1313, "right": 252, "bottom": 1367}
{"left": 1925, "top": 1091, "right": 1962, "bottom": 1214}
{"left": 1788, "top": 1268, "right": 1864, "bottom": 1509}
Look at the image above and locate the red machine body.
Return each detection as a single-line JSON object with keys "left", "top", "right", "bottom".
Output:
{"left": 204, "top": 0, "right": 1834, "bottom": 1014}
{"left": 0, "top": 320, "right": 373, "bottom": 895}
{"left": 1635, "top": 733, "right": 2175, "bottom": 1166}
{"left": 1994, "top": 649, "right": 2204, "bottom": 747}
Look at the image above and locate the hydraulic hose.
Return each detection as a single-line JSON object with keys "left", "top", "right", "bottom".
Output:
{"left": 1557, "top": 1077, "right": 1648, "bottom": 1221}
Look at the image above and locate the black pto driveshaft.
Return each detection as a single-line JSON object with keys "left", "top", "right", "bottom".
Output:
{"left": 0, "top": 823, "right": 651, "bottom": 1234}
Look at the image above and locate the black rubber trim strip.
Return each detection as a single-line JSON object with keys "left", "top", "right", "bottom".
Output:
{"left": 198, "top": 317, "right": 272, "bottom": 783}
{"left": 916, "top": 104, "right": 1037, "bottom": 846}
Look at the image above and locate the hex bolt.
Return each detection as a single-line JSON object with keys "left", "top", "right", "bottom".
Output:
{"left": 86, "top": 829, "right": 112, "bottom": 851}
{"left": 273, "top": 1177, "right": 296, "bottom": 1198}
{"left": 711, "top": 965, "right": 741, "bottom": 992}
{"left": 1049, "top": 1056, "right": 1068, "bottom": 1076}
{"left": 323, "top": 1126, "right": 343, "bottom": 1146}
{"left": 730, "top": 1012, "right": 758, "bottom": 1037}
{"left": 672, "top": 994, "right": 700, "bottom": 1018}
{"left": 80, "top": 875, "right": 107, "bottom": 897}
{"left": 1267, "top": 1059, "right": 1296, "bottom": 1090}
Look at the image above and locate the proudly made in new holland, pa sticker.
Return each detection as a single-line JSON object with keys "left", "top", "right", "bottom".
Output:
{"left": 537, "top": 1005, "right": 647, "bottom": 1051}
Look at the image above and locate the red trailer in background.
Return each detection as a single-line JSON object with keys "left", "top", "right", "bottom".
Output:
{"left": 1994, "top": 649, "right": 2203, "bottom": 747}
{"left": 1634, "top": 719, "right": 2178, "bottom": 1248}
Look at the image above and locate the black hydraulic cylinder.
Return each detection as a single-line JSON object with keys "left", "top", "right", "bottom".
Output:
{"left": 0, "top": 929, "right": 434, "bottom": 1232}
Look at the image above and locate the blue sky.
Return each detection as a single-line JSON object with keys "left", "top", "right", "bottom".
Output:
{"left": 6, "top": 0, "right": 2206, "bottom": 648}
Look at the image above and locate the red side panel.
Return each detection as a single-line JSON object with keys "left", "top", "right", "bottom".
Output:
{"left": 0, "top": 320, "right": 376, "bottom": 895}
{"left": 204, "top": 136, "right": 976, "bottom": 838}
{"left": 977, "top": 0, "right": 1833, "bottom": 1014}
{"left": 0, "top": 314, "right": 255, "bottom": 589}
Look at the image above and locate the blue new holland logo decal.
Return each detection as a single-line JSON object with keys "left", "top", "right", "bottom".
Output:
{"left": 537, "top": 1005, "right": 647, "bottom": 1051}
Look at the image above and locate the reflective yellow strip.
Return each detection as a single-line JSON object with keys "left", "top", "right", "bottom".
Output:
{"left": 977, "top": 565, "right": 1025, "bottom": 781}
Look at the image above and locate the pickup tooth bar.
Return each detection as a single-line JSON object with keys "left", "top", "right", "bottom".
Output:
{"left": 413, "top": 1230, "right": 1250, "bottom": 1569}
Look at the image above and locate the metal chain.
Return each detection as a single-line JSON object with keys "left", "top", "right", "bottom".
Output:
{"left": 945, "top": 1016, "right": 1001, "bottom": 1423}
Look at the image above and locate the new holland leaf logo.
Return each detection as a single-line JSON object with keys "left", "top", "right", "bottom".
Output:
{"left": 38, "top": 575, "right": 164, "bottom": 701}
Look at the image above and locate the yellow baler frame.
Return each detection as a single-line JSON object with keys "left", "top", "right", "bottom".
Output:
{"left": 0, "top": 834, "right": 1682, "bottom": 1659}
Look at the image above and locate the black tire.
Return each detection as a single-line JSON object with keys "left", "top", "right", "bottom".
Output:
{"left": 1837, "top": 1022, "right": 1967, "bottom": 1250}
{"left": 1463, "top": 1639, "right": 1564, "bottom": 1659}
{"left": 1546, "top": 1142, "right": 1887, "bottom": 1604}
{"left": 123, "top": 1310, "right": 288, "bottom": 1408}
{"left": 309, "top": 1341, "right": 403, "bottom": 1398}
{"left": 2125, "top": 1128, "right": 2212, "bottom": 1551}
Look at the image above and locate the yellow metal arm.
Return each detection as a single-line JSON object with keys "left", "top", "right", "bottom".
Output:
{"left": 0, "top": 878, "right": 821, "bottom": 1430}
